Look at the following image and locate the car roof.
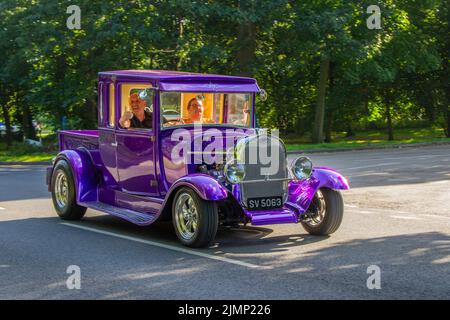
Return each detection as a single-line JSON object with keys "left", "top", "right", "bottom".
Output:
{"left": 98, "top": 70, "right": 256, "bottom": 83}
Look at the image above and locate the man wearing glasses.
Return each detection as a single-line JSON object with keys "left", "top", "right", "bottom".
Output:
{"left": 183, "top": 97, "right": 214, "bottom": 124}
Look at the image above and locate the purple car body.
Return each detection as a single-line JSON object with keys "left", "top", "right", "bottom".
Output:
{"left": 47, "top": 70, "right": 349, "bottom": 245}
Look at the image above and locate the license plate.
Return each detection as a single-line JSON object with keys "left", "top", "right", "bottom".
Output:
{"left": 247, "top": 196, "right": 283, "bottom": 211}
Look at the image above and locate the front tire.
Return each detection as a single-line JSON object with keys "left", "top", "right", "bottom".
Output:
{"left": 172, "top": 187, "right": 218, "bottom": 248}
{"left": 301, "top": 188, "right": 344, "bottom": 235}
{"left": 51, "top": 160, "right": 86, "bottom": 220}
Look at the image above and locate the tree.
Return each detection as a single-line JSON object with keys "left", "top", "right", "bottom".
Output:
{"left": 0, "top": 0, "right": 447, "bottom": 144}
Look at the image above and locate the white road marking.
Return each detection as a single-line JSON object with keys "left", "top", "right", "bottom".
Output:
{"left": 61, "top": 223, "right": 263, "bottom": 269}
{"left": 354, "top": 154, "right": 450, "bottom": 162}
{"left": 343, "top": 162, "right": 401, "bottom": 171}
{"left": 349, "top": 207, "right": 450, "bottom": 222}
{"left": 0, "top": 207, "right": 5, "bottom": 210}
{"left": 421, "top": 214, "right": 450, "bottom": 220}
{"left": 346, "top": 204, "right": 358, "bottom": 208}
{"left": 390, "top": 215, "right": 422, "bottom": 220}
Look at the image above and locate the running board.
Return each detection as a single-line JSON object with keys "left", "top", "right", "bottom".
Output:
{"left": 80, "top": 201, "right": 157, "bottom": 226}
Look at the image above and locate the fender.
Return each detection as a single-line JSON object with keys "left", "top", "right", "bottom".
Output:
{"left": 313, "top": 166, "right": 350, "bottom": 190}
{"left": 51, "top": 149, "right": 98, "bottom": 203}
{"left": 166, "top": 174, "right": 228, "bottom": 201}
{"left": 156, "top": 174, "right": 230, "bottom": 222}
{"left": 287, "top": 166, "right": 349, "bottom": 214}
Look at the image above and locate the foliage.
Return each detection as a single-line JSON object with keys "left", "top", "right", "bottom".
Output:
{"left": 0, "top": 0, "right": 449, "bottom": 144}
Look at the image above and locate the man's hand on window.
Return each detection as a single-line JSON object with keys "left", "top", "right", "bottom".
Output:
{"left": 119, "top": 111, "right": 133, "bottom": 128}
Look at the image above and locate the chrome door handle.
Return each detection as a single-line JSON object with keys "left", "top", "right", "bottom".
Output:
{"left": 111, "top": 142, "right": 118, "bottom": 147}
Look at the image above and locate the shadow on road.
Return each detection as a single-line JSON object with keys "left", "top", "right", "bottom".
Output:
{"left": 79, "top": 213, "right": 328, "bottom": 250}
{"left": 67, "top": 215, "right": 450, "bottom": 298}
{"left": 0, "top": 215, "right": 448, "bottom": 298}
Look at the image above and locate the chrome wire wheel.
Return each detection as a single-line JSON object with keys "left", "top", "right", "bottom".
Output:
{"left": 54, "top": 170, "right": 69, "bottom": 209}
{"left": 304, "top": 189, "right": 326, "bottom": 227}
{"left": 174, "top": 192, "right": 199, "bottom": 241}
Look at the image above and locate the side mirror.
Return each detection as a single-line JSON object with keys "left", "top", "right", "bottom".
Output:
{"left": 139, "top": 88, "right": 154, "bottom": 100}
{"left": 259, "top": 89, "right": 268, "bottom": 101}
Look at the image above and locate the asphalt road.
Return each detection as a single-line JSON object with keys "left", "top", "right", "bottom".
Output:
{"left": 0, "top": 145, "right": 449, "bottom": 299}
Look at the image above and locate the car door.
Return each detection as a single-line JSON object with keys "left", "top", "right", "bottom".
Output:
{"left": 115, "top": 83, "right": 158, "bottom": 196}
{"left": 99, "top": 82, "right": 119, "bottom": 184}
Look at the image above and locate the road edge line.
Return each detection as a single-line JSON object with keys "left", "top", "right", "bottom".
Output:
{"left": 60, "top": 222, "right": 264, "bottom": 269}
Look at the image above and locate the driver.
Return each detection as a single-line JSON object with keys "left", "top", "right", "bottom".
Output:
{"left": 164, "top": 97, "right": 213, "bottom": 126}
{"left": 184, "top": 97, "right": 208, "bottom": 124}
{"left": 119, "top": 93, "right": 152, "bottom": 129}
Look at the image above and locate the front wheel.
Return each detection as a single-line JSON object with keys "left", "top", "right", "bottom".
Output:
{"left": 301, "top": 188, "right": 344, "bottom": 235}
{"left": 172, "top": 187, "right": 218, "bottom": 248}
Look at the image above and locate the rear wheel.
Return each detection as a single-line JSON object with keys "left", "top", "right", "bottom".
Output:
{"left": 51, "top": 160, "right": 86, "bottom": 220}
{"left": 172, "top": 187, "right": 218, "bottom": 248}
{"left": 301, "top": 188, "right": 344, "bottom": 235}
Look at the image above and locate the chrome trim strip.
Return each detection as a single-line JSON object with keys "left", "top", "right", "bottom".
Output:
{"left": 238, "top": 177, "right": 292, "bottom": 184}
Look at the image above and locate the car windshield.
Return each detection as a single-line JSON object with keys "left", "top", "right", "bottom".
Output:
{"left": 160, "top": 92, "right": 253, "bottom": 128}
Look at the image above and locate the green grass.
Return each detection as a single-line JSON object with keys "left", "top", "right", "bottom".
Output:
{"left": 283, "top": 127, "right": 450, "bottom": 151}
{"left": 0, "top": 139, "right": 56, "bottom": 162}
{"left": 0, "top": 153, "right": 55, "bottom": 162}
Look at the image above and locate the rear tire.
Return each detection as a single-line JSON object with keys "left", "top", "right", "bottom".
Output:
{"left": 301, "top": 188, "right": 344, "bottom": 235}
{"left": 51, "top": 160, "right": 86, "bottom": 220}
{"left": 172, "top": 187, "right": 218, "bottom": 248}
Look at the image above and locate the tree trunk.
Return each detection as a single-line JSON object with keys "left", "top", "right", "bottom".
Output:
{"left": 324, "top": 111, "right": 333, "bottom": 143}
{"left": 383, "top": 88, "right": 395, "bottom": 141}
{"left": 1, "top": 104, "right": 13, "bottom": 147}
{"left": 424, "top": 98, "right": 436, "bottom": 123}
{"left": 445, "top": 106, "right": 450, "bottom": 138}
{"left": 84, "top": 98, "right": 97, "bottom": 129}
{"left": 54, "top": 54, "right": 67, "bottom": 130}
{"left": 324, "top": 62, "right": 335, "bottom": 143}
{"left": 235, "top": 17, "right": 256, "bottom": 77}
{"left": 386, "top": 103, "right": 394, "bottom": 141}
{"left": 364, "top": 92, "right": 370, "bottom": 115}
{"left": 312, "top": 59, "right": 330, "bottom": 144}
{"left": 22, "top": 104, "right": 36, "bottom": 140}
{"left": 444, "top": 62, "right": 450, "bottom": 137}
{"left": 176, "top": 18, "right": 185, "bottom": 70}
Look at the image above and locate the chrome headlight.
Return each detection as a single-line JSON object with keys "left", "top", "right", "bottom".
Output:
{"left": 224, "top": 161, "right": 245, "bottom": 184}
{"left": 290, "top": 156, "right": 313, "bottom": 180}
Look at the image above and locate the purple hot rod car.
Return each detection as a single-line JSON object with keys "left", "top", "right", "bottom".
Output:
{"left": 46, "top": 70, "right": 349, "bottom": 247}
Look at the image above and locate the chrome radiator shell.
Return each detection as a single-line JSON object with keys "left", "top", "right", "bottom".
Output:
{"left": 235, "top": 134, "right": 288, "bottom": 207}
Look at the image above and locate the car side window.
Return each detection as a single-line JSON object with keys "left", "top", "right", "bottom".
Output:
{"left": 108, "top": 83, "right": 115, "bottom": 128}
{"left": 98, "top": 82, "right": 104, "bottom": 126}
{"left": 119, "top": 84, "right": 154, "bottom": 130}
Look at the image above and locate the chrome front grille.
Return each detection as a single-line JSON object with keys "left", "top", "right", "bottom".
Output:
{"left": 237, "top": 134, "right": 288, "bottom": 207}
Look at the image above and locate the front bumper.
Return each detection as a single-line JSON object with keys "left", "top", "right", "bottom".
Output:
{"left": 243, "top": 205, "right": 301, "bottom": 225}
